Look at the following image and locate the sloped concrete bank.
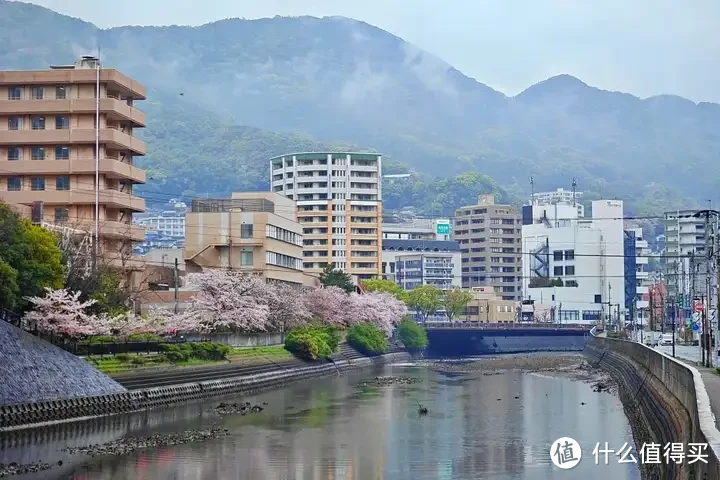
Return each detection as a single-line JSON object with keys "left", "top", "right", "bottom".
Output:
{"left": 0, "top": 350, "right": 410, "bottom": 432}
{"left": 585, "top": 337, "right": 720, "bottom": 480}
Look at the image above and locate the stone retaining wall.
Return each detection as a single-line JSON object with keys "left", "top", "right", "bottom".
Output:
{"left": 586, "top": 337, "right": 720, "bottom": 480}
{"left": 0, "top": 351, "right": 409, "bottom": 432}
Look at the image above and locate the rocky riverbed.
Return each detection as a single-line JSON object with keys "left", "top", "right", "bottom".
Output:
{"left": 358, "top": 376, "right": 421, "bottom": 387}
{"left": 210, "top": 401, "right": 267, "bottom": 415}
{"left": 0, "top": 461, "right": 55, "bottom": 478}
{"left": 62, "top": 428, "right": 229, "bottom": 457}
{"left": 429, "top": 354, "right": 617, "bottom": 395}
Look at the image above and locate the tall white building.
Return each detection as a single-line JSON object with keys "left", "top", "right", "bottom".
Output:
{"left": 270, "top": 152, "right": 382, "bottom": 280}
{"left": 625, "top": 227, "right": 651, "bottom": 323}
{"left": 381, "top": 239, "right": 461, "bottom": 290}
{"left": 521, "top": 200, "right": 626, "bottom": 325}
{"left": 532, "top": 188, "right": 584, "bottom": 217}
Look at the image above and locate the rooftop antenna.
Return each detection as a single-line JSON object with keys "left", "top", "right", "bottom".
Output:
{"left": 530, "top": 175, "right": 535, "bottom": 205}
{"left": 572, "top": 177, "right": 577, "bottom": 206}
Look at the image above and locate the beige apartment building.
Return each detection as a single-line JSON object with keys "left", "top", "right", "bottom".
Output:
{"left": 270, "top": 152, "right": 382, "bottom": 280}
{"left": 457, "top": 286, "right": 517, "bottom": 323}
{"left": 0, "top": 56, "right": 146, "bottom": 265}
{"left": 453, "top": 194, "right": 522, "bottom": 301}
{"left": 184, "top": 192, "right": 317, "bottom": 287}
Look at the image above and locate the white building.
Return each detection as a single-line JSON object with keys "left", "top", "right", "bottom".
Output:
{"left": 270, "top": 152, "right": 382, "bottom": 280}
{"left": 532, "top": 188, "right": 584, "bottom": 217}
{"left": 382, "top": 218, "right": 451, "bottom": 241}
{"left": 625, "top": 227, "right": 651, "bottom": 323}
{"left": 134, "top": 211, "right": 186, "bottom": 237}
{"left": 521, "top": 200, "right": 626, "bottom": 326}
{"left": 382, "top": 239, "right": 461, "bottom": 290}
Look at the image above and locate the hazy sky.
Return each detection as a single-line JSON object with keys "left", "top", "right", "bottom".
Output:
{"left": 23, "top": 0, "right": 720, "bottom": 102}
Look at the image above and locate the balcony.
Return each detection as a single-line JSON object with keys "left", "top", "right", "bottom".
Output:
{"left": 0, "top": 98, "right": 145, "bottom": 126}
{"left": 58, "top": 218, "right": 145, "bottom": 242}
{"left": 1, "top": 157, "right": 145, "bottom": 183}
{"left": 0, "top": 128, "right": 146, "bottom": 155}
{"left": 0, "top": 69, "right": 146, "bottom": 99}
{"left": 1, "top": 188, "right": 145, "bottom": 211}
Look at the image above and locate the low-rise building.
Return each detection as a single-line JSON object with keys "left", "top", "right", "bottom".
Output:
{"left": 381, "top": 239, "right": 461, "bottom": 290}
{"left": 184, "top": 192, "right": 317, "bottom": 287}
{"left": 521, "top": 200, "right": 626, "bottom": 326}
{"left": 382, "top": 218, "right": 452, "bottom": 241}
{"left": 457, "top": 286, "right": 517, "bottom": 323}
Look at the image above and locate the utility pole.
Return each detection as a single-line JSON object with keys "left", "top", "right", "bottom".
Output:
{"left": 173, "top": 257, "right": 179, "bottom": 314}
{"left": 649, "top": 289, "right": 655, "bottom": 336}
{"left": 705, "top": 210, "right": 712, "bottom": 367}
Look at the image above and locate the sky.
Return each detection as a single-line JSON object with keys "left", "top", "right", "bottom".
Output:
{"left": 22, "top": 0, "right": 720, "bottom": 103}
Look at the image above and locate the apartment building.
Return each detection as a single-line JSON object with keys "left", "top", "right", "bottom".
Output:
{"left": 382, "top": 218, "right": 452, "bottom": 241}
{"left": 381, "top": 239, "right": 461, "bottom": 290}
{"left": 625, "top": 227, "right": 652, "bottom": 324}
{"left": 0, "top": 56, "right": 146, "bottom": 264}
{"left": 270, "top": 152, "right": 382, "bottom": 280}
{"left": 457, "top": 286, "right": 517, "bottom": 323}
{"left": 453, "top": 194, "right": 522, "bottom": 300}
{"left": 184, "top": 192, "right": 316, "bottom": 287}
{"left": 532, "top": 187, "right": 585, "bottom": 218}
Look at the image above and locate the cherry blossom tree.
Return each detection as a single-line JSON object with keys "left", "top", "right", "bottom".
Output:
{"left": 267, "top": 283, "right": 311, "bottom": 332}
{"left": 304, "top": 286, "right": 348, "bottom": 327}
{"left": 183, "top": 270, "right": 273, "bottom": 332}
{"left": 23, "top": 288, "right": 103, "bottom": 337}
{"left": 348, "top": 292, "right": 407, "bottom": 336}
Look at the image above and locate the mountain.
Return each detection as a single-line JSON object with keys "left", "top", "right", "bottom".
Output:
{"left": 1, "top": 0, "right": 717, "bottom": 216}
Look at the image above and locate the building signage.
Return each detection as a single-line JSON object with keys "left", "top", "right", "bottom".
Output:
{"left": 436, "top": 221, "right": 450, "bottom": 234}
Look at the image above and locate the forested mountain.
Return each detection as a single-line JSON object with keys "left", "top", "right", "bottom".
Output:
{"left": 1, "top": 0, "right": 717, "bottom": 215}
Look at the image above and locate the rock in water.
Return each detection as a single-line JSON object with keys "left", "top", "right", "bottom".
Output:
{"left": 0, "top": 320, "right": 126, "bottom": 405}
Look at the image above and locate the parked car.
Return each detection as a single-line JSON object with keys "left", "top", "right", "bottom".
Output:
{"left": 644, "top": 332, "right": 660, "bottom": 347}
{"left": 660, "top": 333, "right": 674, "bottom": 346}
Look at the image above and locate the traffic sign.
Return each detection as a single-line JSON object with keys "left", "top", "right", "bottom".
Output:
{"left": 692, "top": 323, "right": 700, "bottom": 332}
{"left": 695, "top": 301, "right": 704, "bottom": 313}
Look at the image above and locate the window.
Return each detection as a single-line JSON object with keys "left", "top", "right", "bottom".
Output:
{"left": 583, "top": 310, "right": 602, "bottom": 321}
{"left": 553, "top": 266, "right": 564, "bottom": 276}
{"left": 565, "top": 265, "right": 575, "bottom": 276}
{"left": 594, "top": 294, "right": 602, "bottom": 304}
{"left": 54, "top": 207, "right": 69, "bottom": 222}
{"left": 8, "top": 117, "right": 21, "bottom": 130}
{"left": 55, "top": 115, "right": 69, "bottom": 130}
{"left": 30, "top": 176, "right": 45, "bottom": 191}
{"left": 553, "top": 250, "right": 563, "bottom": 261}
{"left": 8, "top": 87, "right": 22, "bottom": 100}
{"left": 31, "top": 147, "right": 45, "bottom": 160}
{"left": 31, "top": 116, "right": 45, "bottom": 130}
{"left": 56, "top": 176, "right": 70, "bottom": 190}
{"left": 266, "top": 224, "right": 302, "bottom": 246}
{"left": 241, "top": 250, "right": 253, "bottom": 266}
{"left": 559, "top": 310, "right": 580, "bottom": 322}
{"left": 564, "top": 250, "right": 575, "bottom": 261}
{"left": 240, "top": 224, "right": 253, "bottom": 239}
{"left": 55, "top": 86, "right": 68, "bottom": 99}
{"left": 55, "top": 146, "right": 70, "bottom": 160}
{"left": 7, "top": 147, "right": 20, "bottom": 161}
{"left": 266, "top": 251, "right": 303, "bottom": 271}
{"left": 7, "top": 177, "right": 21, "bottom": 191}
{"left": 31, "top": 87, "right": 44, "bottom": 100}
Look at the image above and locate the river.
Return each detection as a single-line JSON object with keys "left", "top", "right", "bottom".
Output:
{"left": 3, "top": 357, "right": 640, "bottom": 479}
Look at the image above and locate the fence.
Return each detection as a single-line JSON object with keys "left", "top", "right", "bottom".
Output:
{"left": 424, "top": 322, "right": 592, "bottom": 330}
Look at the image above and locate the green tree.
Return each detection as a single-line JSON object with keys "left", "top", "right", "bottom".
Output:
{"left": 361, "top": 278, "right": 408, "bottom": 302}
{"left": 0, "top": 203, "right": 65, "bottom": 311}
{"left": 443, "top": 288, "right": 473, "bottom": 321}
{"left": 319, "top": 263, "right": 355, "bottom": 293}
{"left": 407, "top": 285, "right": 443, "bottom": 322}
{"left": 347, "top": 323, "right": 389, "bottom": 356}
{"left": 396, "top": 318, "right": 428, "bottom": 350}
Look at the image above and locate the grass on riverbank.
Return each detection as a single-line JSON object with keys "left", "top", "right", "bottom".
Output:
{"left": 86, "top": 345, "right": 293, "bottom": 375}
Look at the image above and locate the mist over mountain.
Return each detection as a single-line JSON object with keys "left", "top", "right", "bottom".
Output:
{"left": 1, "top": 0, "right": 717, "bottom": 215}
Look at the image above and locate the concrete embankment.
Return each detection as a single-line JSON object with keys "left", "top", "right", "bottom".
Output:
{"left": 585, "top": 337, "right": 720, "bottom": 480}
{"left": 0, "top": 346, "right": 409, "bottom": 432}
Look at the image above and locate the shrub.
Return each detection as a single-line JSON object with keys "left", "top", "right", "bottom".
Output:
{"left": 159, "top": 342, "right": 231, "bottom": 363}
{"left": 130, "top": 356, "right": 147, "bottom": 366}
{"left": 116, "top": 353, "right": 132, "bottom": 362}
{"left": 285, "top": 325, "right": 339, "bottom": 361}
{"left": 127, "top": 333, "right": 163, "bottom": 342}
{"left": 347, "top": 323, "right": 389, "bottom": 356}
{"left": 397, "top": 318, "right": 428, "bottom": 350}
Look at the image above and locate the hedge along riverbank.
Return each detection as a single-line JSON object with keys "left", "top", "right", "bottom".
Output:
{"left": 0, "top": 347, "right": 410, "bottom": 431}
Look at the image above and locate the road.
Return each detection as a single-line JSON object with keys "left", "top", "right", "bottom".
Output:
{"left": 655, "top": 343, "right": 719, "bottom": 366}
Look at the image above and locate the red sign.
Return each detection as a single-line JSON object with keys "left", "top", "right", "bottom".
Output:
{"left": 695, "top": 301, "right": 704, "bottom": 313}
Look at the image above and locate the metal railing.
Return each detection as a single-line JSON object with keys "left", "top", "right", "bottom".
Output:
{"left": 424, "top": 322, "right": 592, "bottom": 330}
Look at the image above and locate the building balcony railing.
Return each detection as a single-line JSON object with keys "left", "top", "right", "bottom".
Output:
{"left": 1, "top": 157, "right": 145, "bottom": 183}
{"left": 57, "top": 218, "right": 146, "bottom": 242}
{"left": 1, "top": 188, "right": 145, "bottom": 212}
{"left": 0, "top": 98, "right": 146, "bottom": 126}
{"left": 0, "top": 128, "right": 146, "bottom": 155}
{"left": 0, "top": 69, "right": 146, "bottom": 99}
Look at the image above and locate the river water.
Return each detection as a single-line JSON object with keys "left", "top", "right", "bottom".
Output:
{"left": 4, "top": 358, "right": 640, "bottom": 480}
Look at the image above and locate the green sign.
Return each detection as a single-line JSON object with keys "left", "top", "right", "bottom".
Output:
{"left": 436, "top": 223, "right": 450, "bottom": 234}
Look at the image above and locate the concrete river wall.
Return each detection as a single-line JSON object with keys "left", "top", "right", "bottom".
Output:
{"left": 0, "top": 350, "right": 409, "bottom": 432}
{"left": 585, "top": 337, "right": 720, "bottom": 480}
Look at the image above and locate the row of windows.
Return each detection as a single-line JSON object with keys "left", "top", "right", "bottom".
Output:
{"left": 8, "top": 115, "right": 70, "bottom": 131}
{"left": 6, "top": 175, "right": 69, "bottom": 191}
{"left": 553, "top": 265, "right": 576, "bottom": 276}
{"left": 7, "top": 85, "right": 70, "bottom": 100}
{"left": 266, "top": 224, "right": 302, "bottom": 247}
{"left": 266, "top": 251, "right": 303, "bottom": 271}
{"left": 553, "top": 250, "right": 575, "bottom": 261}
{"left": 6, "top": 146, "right": 70, "bottom": 161}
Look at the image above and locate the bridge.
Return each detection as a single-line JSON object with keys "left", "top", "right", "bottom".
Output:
{"left": 423, "top": 322, "right": 593, "bottom": 356}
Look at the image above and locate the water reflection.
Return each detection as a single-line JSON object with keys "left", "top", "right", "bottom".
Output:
{"left": 4, "top": 361, "right": 639, "bottom": 480}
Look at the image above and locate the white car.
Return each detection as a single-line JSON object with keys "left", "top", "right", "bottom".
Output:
{"left": 660, "top": 334, "right": 674, "bottom": 346}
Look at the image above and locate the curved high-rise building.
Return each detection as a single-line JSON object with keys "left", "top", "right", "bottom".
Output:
{"left": 270, "top": 152, "right": 382, "bottom": 280}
